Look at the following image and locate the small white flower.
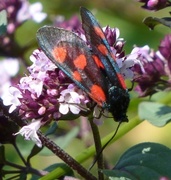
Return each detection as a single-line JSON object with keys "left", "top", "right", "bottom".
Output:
{"left": 0, "top": 58, "right": 19, "bottom": 77}
{"left": 17, "top": 1, "right": 47, "bottom": 23}
{"left": 131, "top": 45, "right": 153, "bottom": 74}
{"left": 156, "top": 50, "right": 166, "bottom": 62}
{"left": 0, "top": 58, "right": 19, "bottom": 97}
{"left": 2, "top": 87, "right": 22, "bottom": 113}
{"left": 29, "top": 49, "right": 56, "bottom": 79}
{"left": 14, "top": 119, "right": 42, "bottom": 147}
{"left": 58, "top": 84, "right": 83, "bottom": 115}
{"left": 119, "top": 55, "right": 135, "bottom": 80}
{"left": 131, "top": 45, "right": 153, "bottom": 62}
{"left": 16, "top": 1, "right": 32, "bottom": 23}
{"left": 19, "top": 76, "right": 43, "bottom": 98}
{"left": 29, "top": 2, "right": 47, "bottom": 23}
{"left": 59, "top": 91, "right": 81, "bottom": 115}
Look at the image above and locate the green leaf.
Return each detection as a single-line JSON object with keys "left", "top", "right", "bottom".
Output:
{"left": 143, "top": 16, "right": 171, "bottom": 30}
{"left": 45, "top": 122, "right": 58, "bottom": 136}
{"left": 0, "top": 10, "right": 7, "bottom": 35}
{"left": 44, "top": 163, "right": 72, "bottom": 173}
{"left": 40, "top": 127, "right": 79, "bottom": 156}
{"left": 138, "top": 102, "right": 171, "bottom": 127}
{"left": 31, "top": 163, "right": 73, "bottom": 180}
{"left": 19, "top": 172, "right": 27, "bottom": 180}
{"left": 54, "top": 127, "right": 79, "bottom": 149}
{"left": 27, "top": 144, "right": 43, "bottom": 163}
{"left": 103, "top": 142, "right": 171, "bottom": 180}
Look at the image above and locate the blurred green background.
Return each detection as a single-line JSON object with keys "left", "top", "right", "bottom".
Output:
{"left": 5, "top": 0, "right": 171, "bottom": 179}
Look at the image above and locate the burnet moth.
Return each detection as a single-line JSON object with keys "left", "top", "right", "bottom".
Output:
{"left": 36, "top": 7, "right": 130, "bottom": 122}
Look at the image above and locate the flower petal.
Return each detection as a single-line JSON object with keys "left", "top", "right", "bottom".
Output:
{"left": 14, "top": 119, "right": 42, "bottom": 147}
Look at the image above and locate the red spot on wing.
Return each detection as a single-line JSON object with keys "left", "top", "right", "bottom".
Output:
{"left": 72, "top": 71, "right": 82, "bottom": 82}
{"left": 111, "top": 53, "right": 116, "bottom": 61}
{"left": 52, "top": 47, "right": 67, "bottom": 63}
{"left": 117, "top": 73, "right": 127, "bottom": 89}
{"left": 74, "top": 54, "right": 87, "bottom": 69}
{"left": 92, "top": 55, "right": 104, "bottom": 69}
{"left": 94, "top": 26, "right": 105, "bottom": 39}
{"left": 90, "top": 85, "right": 106, "bottom": 106}
{"left": 97, "top": 44, "right": 108, "bottom": 56}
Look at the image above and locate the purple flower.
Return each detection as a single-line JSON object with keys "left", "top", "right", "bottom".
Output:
{"left": 0, "top": 0, "right": 22, "bottom": 34}
{"left": 158, "top": 34, "right": 171, "bottom": 76}
{"left": 2, "top": 49, "right": 92, "bottom": 145}
{"left": 54, "top": 15, "right": 82, "bottom": 32}
{"left": 119, "top": 53, "right": 137, "bottom": 80}
{"left": 133, "top": 45, "right": 165, "bottom": 97}
{"left": 2, "top": 49, "right": 91, "bottom": 121}
{"left": 137, "top": 0, "right": 171, "bottom": 11}
{"left": 0, "top": 0, "right": 46, "bottom": 34}
{"left": 132, "top": 34, "right": 171, "bottom": 97}
{"left": 0, "top": 0, "right": 46, "bottom": 58}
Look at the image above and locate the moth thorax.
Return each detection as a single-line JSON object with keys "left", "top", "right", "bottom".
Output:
{"left": 107, "top": 86, "right": 130, "bottom": 122}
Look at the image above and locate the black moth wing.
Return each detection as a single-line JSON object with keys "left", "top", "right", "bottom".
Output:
{"left": 80, "top": 7, "right": 129, "bottom": 122}
{"left": 80, "top": 7, "right": 125, "bottom": 89}
{"left": 37, "top": 26, "right": 108, "bottom": 106}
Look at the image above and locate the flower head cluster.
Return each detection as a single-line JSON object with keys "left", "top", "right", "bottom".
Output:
{"left": 3, "top": 49, "right": 90, "bottom": 121}
{"left": 133, "top": 34, "right": 171, "bottom": 97}
{"left": 103, "top": 26, "right": 136, "bottom": 79}
{"left": 2, "top": 49, "right": 91, "bottom": 146}
{"left": 54, "top": 14, "right": 83, "bottom": 33}
{"left": 0, "top": 0, "right": 46, "bottom": 57}
{"left": 0, "top": 0, "right": 46, "bottom": 34}
{"left": 138, "top": 0, "right": 171, "bottom": 11}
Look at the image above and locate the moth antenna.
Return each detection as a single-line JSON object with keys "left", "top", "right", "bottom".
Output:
{"left": 60, "top": 102, "right": 91, "bottom": 112}
{"left": 102, "top": 113, "right": 113, "bottom": 118}
{"left": 89, "top": 121, "right": 122, "bottom": 170}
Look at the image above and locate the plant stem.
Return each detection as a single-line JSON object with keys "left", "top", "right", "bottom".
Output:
{"left": 13, "top": 141, "right": 27, "bottom": 166}
{"left": 40, "top": 116, "right": 141, "bottom": 179}
{"left": 89, "top": 117, "right": 104, "bottom": 180}
{"left": 76, "top": 116, "right": 141, "bottom": 163}
{"left": 38, "top": 132, "right": 97, "bottom": 180}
